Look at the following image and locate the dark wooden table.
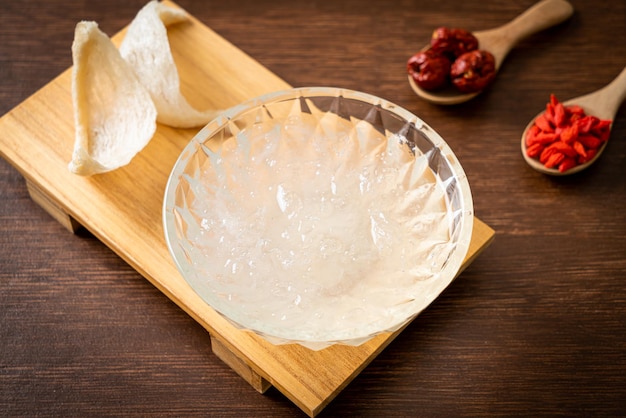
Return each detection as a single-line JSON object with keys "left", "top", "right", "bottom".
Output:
{"left": 2, "top": 0, "right": 625, "bottom": 416}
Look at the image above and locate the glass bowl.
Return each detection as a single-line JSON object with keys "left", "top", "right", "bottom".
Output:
{"left": 163, "top": 87, "right": 473, "bottom": 350}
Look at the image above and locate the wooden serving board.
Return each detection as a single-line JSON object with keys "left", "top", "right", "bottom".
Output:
{"left": 0, "top": 2, "right": 495, "bottom": 416}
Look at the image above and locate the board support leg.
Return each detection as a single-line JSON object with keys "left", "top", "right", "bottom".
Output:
{"left": 210, "top": 335, "right": 272, "bottom": 394}
{"left": 26, "top": 179, "right": 81, "bottom": 234}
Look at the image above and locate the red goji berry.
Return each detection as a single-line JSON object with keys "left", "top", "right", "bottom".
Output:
{"left": 546, "top": 141, "right": 577, "bottom": 158}
{"left": 598, "top": 129, "right": 610, "bottom": 142}
{"left": 526, "top": 143, "right": 544, "bottom": 158}
{"left": 528, "top": 132, "right": 558, "bottom": 146}
{"left": 540, "top": 145, "right": 556, "bottom": 164}
{"left": 579, "top": 148, "right": 598, "bottom": 164}
{"left": 534, "top": 113, "right": 553, "bottom": 132}
{"left": 525, "top": 94, "right": 611, "bottom": 173}
{"left": 525, "top": 125, "right": 541, "bottom": 146}
{"left": 572, "top": 141, "right": 587, "bottom": 158}
{"left": 570, "top": 113, "right": 583, "bottom": 123}
{"left": 529, "top": 124, "right": 541, "bottom": 136}
{"left": 592, "top": 120, "right": 612, "bottom": 141}
{"left": 545, "top": 152, "right": 565, "bottom": 168}
{"left": 576, "top": 115, "right": 594, "bottom": 133}
{"left": 560, "top": 123, "right": 579, "bottom": 144}
{"left": 550, "top": 93, "right": 559, "bottom": 108}
{"left": 595, "top": 119, "right": 612, "bottom": 131}
{"left": 578, "top": 133, "right": 602, "bottom": 149}
{"left": 566, "top": 105, "right": 585, "bottom": 117}
{"left": 554, "top": 102, "right": 566, "bottom": 127}
{"left": 558, "top": 157, "right": 578, "bottom": 173}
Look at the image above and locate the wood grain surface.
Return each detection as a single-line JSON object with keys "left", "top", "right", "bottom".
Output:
{"left": 1, "top": 0, "right": 625, "bottom": 417}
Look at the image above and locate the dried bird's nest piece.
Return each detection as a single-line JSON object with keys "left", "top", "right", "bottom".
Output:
{"left": 69, "top": 1, "right": 218, "bottom": 176}
{"left": 119, "top": 1, "right": 220, "bottom": 128}
{"left": 69, "top": 21, "right": 157, "bottom": 176}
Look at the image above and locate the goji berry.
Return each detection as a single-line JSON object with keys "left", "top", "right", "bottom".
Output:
{"left": 545, "top": 152, "right": 565, "bottom": 168}
{"left": 558, "top": 157, "right": 577, "bottom": 173}
{"left": 540, "top": 145, "right": 556, "bottom": 164}
{"left": 546, "top": 141, "right": 577, "bottom": 158}
{"left": 525, "top": 125, "right": 541, "bottom": 146}
{"left": 578, "top": 133, "right": 602, "bottom": 149}
{"left": 595, "top": 119, "right": 612, "bottom": 131}
{"left": 569, "top": 113, "right": 583, "bottom": 123}
{"left": 560, "top": 123, "right": 579, "bottom": 144}
{"left": 550, "top": 94, "right": 559, "bottom": 108}
{"left": 554, "top": 102, "right": 566, "bottom": 127}
{"left": 576, "top": 115, "right": 594, "bottom": 133}
{"left": 579, "top": 148, "right": 597, "bottom": 163}
{"left": 524, "top": 94, "right": 612, "bottom": 173}
{"left": 534, "top": 113, "right": 553, "bottom": 132}
{"left": 527, "top": 131, "right": 558, "bottom": 147}
{"left": 539, "top": 132, "right": 559, "bottom": 144}
{"left": 593, "top": 120, "right": 612, "bottom": 142}
{"left": 567, "top": 105, "right": 585, "bottom": 117}
{"left": 526, "top": 142, "right": 544, "bottom": 158}
{"left": 572, "top": 141, "right": 587, "bottom": 158}
{"left": 598, "top": 130, "right": 610, "bottom": 142}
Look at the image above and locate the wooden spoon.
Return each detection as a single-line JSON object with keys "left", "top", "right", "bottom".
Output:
{"left": 408, "top": 0, "right": 574, "bottom": 105}
{"left": 522, "top": 66, "right": 626, "bottom": 176}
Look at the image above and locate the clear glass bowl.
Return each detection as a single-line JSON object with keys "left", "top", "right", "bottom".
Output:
{"left": 163, "top": 87, "right": 473, "bottom": 350}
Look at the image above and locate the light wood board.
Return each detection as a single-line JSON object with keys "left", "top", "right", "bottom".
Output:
{"left": 0, "top": 2, "right": 495, "bottom": 416}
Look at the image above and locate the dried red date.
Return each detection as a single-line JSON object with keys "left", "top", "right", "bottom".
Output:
{"left": 450, "top": 50, "right": 497, "bottom": 93}
{"left": 430, "top": 27, "right": 478, "bottom": 59}
{"left": 407, "top": 26, "right": 497, "bottom": 94}
{"left": 407, "top": 50, "right": 451, "bottom": 91}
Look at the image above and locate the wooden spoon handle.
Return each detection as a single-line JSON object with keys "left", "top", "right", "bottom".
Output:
{"left": 566, "top": 66, "right": 626, "bottom": 121}
{"left": 503, "top": 0, "right": 574, "bottom": 43}
{"left": 478, "top": 0, "right": 574, "bottom": 67}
